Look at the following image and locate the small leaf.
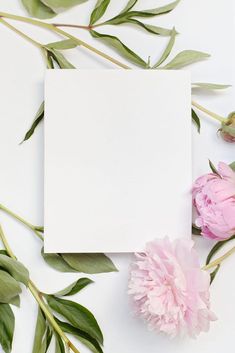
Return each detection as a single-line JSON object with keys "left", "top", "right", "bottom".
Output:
{"left": 41, "top": 248, "right": 76, "bottom": 273}
{"left": 0, "top": 270, "right": 22, "bottom": 303}
{"left": 48, "top": 49, "right": 75, "bottom": 69}
{"left": 90, "top": 30, "right": 147, "bottom": 67}
{"left": 53, "top": 278, "right": 93, "bottom": 297}
{"left": 229, "top": 161, "right": 235, "bottom": 171}
{"left": 127, "top": 19, "right": 173, "bottom": 36}
{"left": 192, "top": 224, "right": 201, "bottom": 235}
{"left": 21, "top": 0, "right": 56, "bottom": 19}
{"left": 21, "top": 101, "right": 44, "bottom": 143}
{"left": 56, "top": 319, "right": 103, "bottom": 353}
{"left": 47, "top": 296, "right": 103, "bottom": 344}
{"left": 120, "top": 0, "right": 138, "bottom": 14}
{"left": 124, "top": 0, "right": 180, "bottom": 18}
{"left": 0, "top": 304, "right": 15, "bottom": 353}
{"left": 192, "top": 109, "right": 201, "bottom": 133}
{"left": 192, "top": 82, "right": 231, "bottom": 90}
{"left": 9, "top": 295, "right": 20, "bottom": 308}
{"left": 55, "top": 333, "right": 65, "bottom": 353}
{"left": 41, "top": 0, "right": 88, "bottom": 12}
{"left": 61, "top": 253, "right": 118, "bottom": 274}
{"left": 208, "top": 160, "right": 220, "bottom": 175}
{"left": 90, "top": 0, "right": 111, "bottom": 25}
{"left": 0, "top": 254, "right": 29, "bottom": 286}
{"left": 152, "top": 27, "right": 177, "bottom": 68}
{"left": 161, "top": 50, "right": 210, "bottom": 69}
{"left": 32, "top": 308, "right": 47, "bottom": 353}
{"left": 206, "top": 235, "right": 235, "bottom": 265}
{"left": 45, "top": 39, "right": 78, "bottom": 50}
{"left": 210, "top": 264, "right": 220, "bottom": 284}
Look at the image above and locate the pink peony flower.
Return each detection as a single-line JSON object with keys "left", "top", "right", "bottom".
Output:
{"left": 128, "top": 237, "right": 216, "bottom": 338}
{"left": 193, "top": 162, "right": 235, "bottom": 240}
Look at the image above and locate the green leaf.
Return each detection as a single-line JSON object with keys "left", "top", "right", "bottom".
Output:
{"left": 61, "top": 253, "right": 118, "bottom": 274}
{"left": 41, "top": 248, "right": 76, "bottom": 273}
{"left": 90, "top": 30, "right": 147, "bottom": 67}
{"left": 41, "top": 0, "right": 88, "bottom": 12}
{"left": 55, "top": 333, "right": 65, "bottom": 353}
{"left": 161, "top": 50, "right": 210, "bottom": 69}
{"left": 47, "top": 296, "right": 103, "bottom": 344}
{"left": 48, "top": 49, "right": 75, "bottom": 69}
{"left": 152, "top": 27, "right": 177, "bottom": 68}
{"left": 21, "top": 0, "right": 56, "bottom": 19}
{"left": 45, "top": 39, "right": 78, "bottom": 50}
{"left": 192, "top": 109, "right": 201, "bottom": 133}
{"left": 90, "top": 0, "right": 111, "bottom": 25}
{"left": 0, "top": 270, "right": 22, "bottom": 304}
{"left": 0, "top": 254, "right": 29, "bottom": 286}
{"left": 123, "top": 0, "right": 180, "bottom": 18}
{"left": 53, "top": 278, "right": 93, "bottom": 297}
{"left": 210, "top": 264, "right": 220, "bottom": 284}
{"left": 0, "top": 304, "right": 15, "bottom": 353}
{"left": 208, "top": 159, "right": 220, "bottom": 175}
{"left": 32, "top": 308, "right": 47, "bottom": 353}
{"left": 21, "top": 101, "right": 44, "bottom": 143}
{"left": 126, "top": 19, "right": 173, "bottom": 36}
{"left": 192, "top": 82, "right": 231, "bottom": 90}
{"left": 120, "top": 0, "right": 138, "bottom": 14}
{"left": 229, "top": 162, "right": 235, "bottom": 171}
{"left": 206, "top": 235, "right": 235, "bottom": 265}
{"left": 56, "top": 319, "right": 103, "bottom": 353}
{"left": 9, "top": 295, "right": 20, "bottom": 308}
{"left": 192, "top": 224, "right": 201, "bottom": 235}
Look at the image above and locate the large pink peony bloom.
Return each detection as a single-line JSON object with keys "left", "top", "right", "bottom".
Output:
{"left": 128, "top": 238, "right": 216, "bottom": 338}
{"left": 193, "top": 162, "right": 235, "bottom": 240}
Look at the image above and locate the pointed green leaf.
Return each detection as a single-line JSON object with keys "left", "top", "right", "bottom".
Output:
{"left": 229, "top": 162, "right": 235, "bottom": 171}
{"left": 192, "top": 109, "right": 201, "bottom": 133}
{"left": 21, "top": 0, "right": 56, "bottom": 19}
{"left": 206, "top": 235, "right": 235, "bottom": 265}
{"left": 41, "top": 248, "right": 77, "bottom": 273}
{"left": 32, "top": 308, "right": 47, "bottom": 353}
{"left": 45, "top": 39, "right": 78, "bottom": 50}
{"left": 126, "top": 19, "right": 173, "bottom": 36}
{"left": 48, "top": 49, "right": 75, "bottom": 69}
{"left": 192, "top": 82, "right": 231, "bottom": 90}
{"left": 0, "top": 304, "right": 15, "bottom": 353}
{"left": 53, "top": 278, "right": 93, "bottom": 297}
{"left": 0, "top": 270, "right": 21, "bottom": 304}
{"left": 61, "top": 253, "right": 118, "bottom": 274}
{"left": 192, "top": 224, "right": 201, "bottom": 235}
{"left": 152, "top": 27, "right": 177, "bottom": 68}
{"left": 210, "top": 264, "right": 220, "bottom": 284}
{"left": 90, "top": 0, "right": 111, "bottom": 25}
{"left": 9, "top": 295, "right": 20, "bottom": 308}
{"left": 56, "top": 319, "right": 103, "bottom": 353}
{"left": 21, "top": 101, "right": 44, "bottom": 143}
{"left": 208, "top": 160, "right": 220, "bottom": 175}
{"left": 55, "top": 333, "right": 65, "bottom": 353}
{"left": 120, "top": 0, "right": 138, "bottom": 14}
{"left": 0, "top": 254, "right": 29, "bottom": 286}
{"left": 125, "top": 0, "right": 180, "bottom": 18}
{"left": 161, "top": 50, "right": 210, "bottom": 69}
{"left": 41, "top": 0, "right": 88, "bottom": 12}
{"left": 47, "top": 296, "right": 103, "bottom": 344}
{"left": 90, "top": 30, "right": 147, "bottom": 67}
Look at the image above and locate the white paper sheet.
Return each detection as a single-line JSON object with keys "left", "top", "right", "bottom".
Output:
{"left": 44, "top": 70, "right": 191, "bottom": 253}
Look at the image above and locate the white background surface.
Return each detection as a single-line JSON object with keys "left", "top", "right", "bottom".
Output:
{"left": 0, "top": 0, "right": 234, "bottom": 352}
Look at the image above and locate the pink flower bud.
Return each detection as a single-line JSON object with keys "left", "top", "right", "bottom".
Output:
{"left": 220, "top": 112, "right": 235, "bottom": 142}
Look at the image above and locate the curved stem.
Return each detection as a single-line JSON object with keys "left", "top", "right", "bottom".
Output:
{"left": 0, "top": 225, "right": 80, "bottom": 353}
{"left": 203, "top": 246, "right": 235, "bottom": 271}
{"left": 192, "top": 100, "right": 227, "bottom": 123}
{"left": 52, "top": 22, "right": 92, "bottom": 30}
{"left": 0, "top": 17, "right": 42, "bottom": 48}
{"left": 0, "top": 203, "right": 43, "bottom": 241}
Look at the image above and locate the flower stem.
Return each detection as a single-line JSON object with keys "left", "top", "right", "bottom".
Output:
{"left": 0, "top": 11, "right": 130, "bottom": 69}
{"left": 0, "top": 225, "right": 80, "bottom": 353}
{"left": 192, "top": 100, "right": 227, "bottom": 123}
{"left": 203, "top": 246, "right": 235, "bottom": 270}
{"left": 0, "top": 203, "right": 43, "bottom": 241}
{"left": 0, "top": 17, "right": 42, "bottom": 48}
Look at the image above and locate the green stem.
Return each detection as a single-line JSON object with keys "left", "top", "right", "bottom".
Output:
{"left": 0, "top": 225, "right": 80, "bottom": 353}
{"left": 203, "top": 246, "right": 235, "bottom": 271}
{"left": 0, "top": 11, "right": 130, "bottom": 69}
{"left": 0, "top": 17, "right": 42, "bottom": 48}
{"left": 192, "top": 100, "right": 227, "bottom": 123}
{"left": 0, "top": 203, "right": 43, "bottom": 241}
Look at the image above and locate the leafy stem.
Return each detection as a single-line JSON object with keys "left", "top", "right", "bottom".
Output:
{"left": 0, "top": 225, "right": 80, "bottom": 353}
{"left": 192, "top": 100, "right": 227, "bottom": 123}
{"left": 0, "top": 203, "right": 43, "bottom": 241}
{"left": 203, "top": 245, "right": 235, "bottom": 271}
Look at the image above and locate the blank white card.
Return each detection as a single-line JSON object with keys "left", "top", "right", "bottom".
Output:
{"left": 44, "top": 70, "right": 191, "bottom": 253}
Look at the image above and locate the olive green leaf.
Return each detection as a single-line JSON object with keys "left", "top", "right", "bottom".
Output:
{"left": 229, "top": 161, "right": 235, "bottom": 171}
{"left": 45, "top": 39, "right": 78, "bottom": 50}
{"left": 0, "top": 304, "right": 15, "bottom": 353}
{"left": 56, "top": 319, "right": 103, "bottom": 353}
{"left": 90, "top": 0, "right": 111, "bottom": 26}
{"left": 120, "top": 0, "right": 138, "bottom": 14}
{"left": 21, "top": 0, "right": 56, "bottom": 19}
{"left": 32, "top": 308, "right": 47, "bottom": 353}
{"left": 0, "top": 254, "right": 29, "bottom": 286}
{"left": 161, "top": 50, "right": 210, "bottom": 69}
{"left": 41, "top": 0, "right": 88, "bottom": 12}
{"left": 192, "top": 224, "right": 201, "bottom": 235}
{"left": 53, "top": 278, "right": 93, "bottom": 297}
{"left": 90, "top": 30, "right": 147, "bottom": 67}
{"left": 21, "top": 101, "right": 44, "bottom": 143}
{"left": 206, "top": 235, "right": 235, "bottom": 265}
{"left": 192, "top": 109, "right": 201, "bottom": 133}
{"left": 9, "top": 295, "right": 20, "bottom": 308}
{"left": 210, "top": 264, "right": 220, "bottom": 284}
{"left": 47, "top": 296, "right": 103, "bottom": 344}
{"left": 120, "top": 0, "right": 180, "bottom": 18}
{"left": 55, "top": 333, "right": 65, "bottom": 353}
{"left": 47, "top": 49, "right": 75, "bottom": 68}
{"left": 192, "top": 82, "right": 231, "bottom": 90}
{"left": 126, "top": 19, "right": 173, "bottom": 36}
{"left": 152, "top": 27, "right": 177, "bottom": 68}
{"left": 61, "top": 253, "right": 118, "bottom": 274}
{"left": 208, "top": 159, "right": 220, "bottom": 175}
{"left": 0, "top": 270, "right": 21, "bottom": 304}
{"left": 41, "top": 248, "right": 77, "bottom": 273}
